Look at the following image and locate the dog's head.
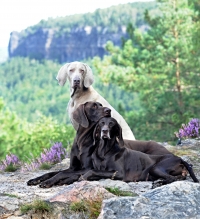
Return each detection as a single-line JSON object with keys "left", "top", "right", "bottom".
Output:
{"left": 56, "top": 61, "right": 94, "bottom": 96}
{"left": 93, "top": 117, "right": 124, "bottom": 146}
{"left": 72, "top": 102, "right": 111, "bottom": 129}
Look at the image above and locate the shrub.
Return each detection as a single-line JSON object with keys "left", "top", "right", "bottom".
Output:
{"left": 0, "top": 98, "right": 75, "bottom": 161}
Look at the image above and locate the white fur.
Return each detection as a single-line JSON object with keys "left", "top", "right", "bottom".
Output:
{"left": 56, "top": 61, "right": 135, "bottom": 140}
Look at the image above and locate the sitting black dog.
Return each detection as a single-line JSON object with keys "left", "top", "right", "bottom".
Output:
{"left": 27, "top": 102, "right": 111, "bottom": 188}
{"left": 80, "top": 117, "right": 199, "bottom": 185}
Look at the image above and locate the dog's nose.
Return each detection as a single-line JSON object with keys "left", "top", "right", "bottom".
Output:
{"left": 102, "top": 128, "right": 108, "bottom": 134}
{"left": 104, "top": 108, "right": 111, "bottom": 115}
{"left": 74, "top": 79, "right": 80, "bottom": 84}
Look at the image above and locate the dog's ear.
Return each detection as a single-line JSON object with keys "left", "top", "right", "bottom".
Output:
{"left": 83, "top": 63, "right": 94, "bottom": 88}
{"left": 72, "top": 104, "right": 89, "bottom": 128}
{"left": 93, "top": 123, "right": 100, "bottom": 145}
{"left": 115, "top": 123, "right": 124, "bottom": 147}
{"left": 56, "top": 63, "right": 70, "bottom": 86}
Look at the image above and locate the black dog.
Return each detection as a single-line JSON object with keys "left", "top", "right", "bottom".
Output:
{"left": 27, "top": 102, "right": 111, "bottom": 188}
{"left": 80, "top": 117, "right": 199, "bottom": 185}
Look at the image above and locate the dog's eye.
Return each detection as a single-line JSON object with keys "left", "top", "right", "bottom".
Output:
{"left": 100, "top": 122, "right": 105, "bottom": 126}
{"left": 69, "top": 69, "right": 74, "bottom": 73}
{"left": 109, "top": 122, "right": 114, "bottom": 127}
{"left": 93, "top": 104, "right": 97, "bottom": 109}
{"left": 80, "top": 69, "right": 84, "bottom": 74}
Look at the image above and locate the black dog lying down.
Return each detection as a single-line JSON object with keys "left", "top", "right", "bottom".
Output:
{"left": 27, "top": 102, "right": 111, "bottom": 188}
{"left": 80, "top": 117, "right": 199, "bottom": 185}
{"left": 124, "top": 139, "right": 171, "bottom": 155}
{"left": 27, "top": 102, "right": 198, "bottom": 188}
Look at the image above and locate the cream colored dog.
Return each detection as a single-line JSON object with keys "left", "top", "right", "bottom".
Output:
{"left": 56, "top": 61, "right": 135, "bottom": 140}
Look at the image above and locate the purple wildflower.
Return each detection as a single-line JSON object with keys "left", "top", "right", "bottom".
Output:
{"left": 176, "top": 118, "right": 200, "bottom": 139}
{"left": 20, "top": 142, "right": 68, "bottom": 172}
{"left": 0, "top": 153, "right": 20, "bottom": 171}
{"left": 40, "top": 142, "right": 67, "bottom": 164}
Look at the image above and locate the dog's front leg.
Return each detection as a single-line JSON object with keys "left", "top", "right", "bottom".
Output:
{"left": 27, "top": 171, "right": 60, "bottom": 186}
{"left": 79, "top": 170, "right": 122, "bottom": 181}
{"left": 57, "top": 169, "right": 89, "bottom": 185}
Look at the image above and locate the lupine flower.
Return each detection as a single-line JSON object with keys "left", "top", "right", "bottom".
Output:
{"left": 175, "top": 118, "right": 200, "bottom": 139}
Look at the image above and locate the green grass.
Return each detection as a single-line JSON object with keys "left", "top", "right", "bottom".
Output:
{"left": 105, "top": 187, "right": 133, "bottom": 196}
{"left": 70, "top": 201, "right": 87, "bottom": 212}
{"left": 39, "top": 163, "right": 52, "bottom": 170}
{"left": 3, "top": 193, "right": 19, "bottom": 198}
{"left": 70, "top": 197, "right": 103, "bottom": 219}
{"left": 20, "top": 199, "right": 52, "bottom": 214}
{"left": 4, "top": 164, "right": 18, "bottom": 172}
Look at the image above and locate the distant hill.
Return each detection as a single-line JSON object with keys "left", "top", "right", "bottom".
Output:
{"left": 8, "top": 1, "right": 157, "bottom": 63}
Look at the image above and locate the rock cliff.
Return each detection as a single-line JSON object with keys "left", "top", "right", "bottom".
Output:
{"left": 8, "top": 26, "right": 128, "bottom": 63}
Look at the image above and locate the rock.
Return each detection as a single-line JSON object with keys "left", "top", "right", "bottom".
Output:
{"left": 8, "top": 27, "right": 127, "bottom": 63}
{"left": 48, "top": 181, "right": 115, "bottom": 203}
{"left": 98, "top": 181, "right": 200, "bottom": 219}
{"left": 99, "top": 179, "right": 131, "bottom": 191}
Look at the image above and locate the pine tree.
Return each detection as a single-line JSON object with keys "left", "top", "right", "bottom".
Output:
{"left": 93, "top": 0, "right": 200, "bottom": 141}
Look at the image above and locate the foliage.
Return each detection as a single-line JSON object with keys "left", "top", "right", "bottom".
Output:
{"left": 70, "top": 201, "right": 88, "bottom": 212}
{"left": 20, "top": 2, "right": 157, "bottom": 38}
{"left": 0, "top": 57, "right": 138, "bottom": 123}
{"left": 0, "top": 142, "right": 68, "bottom": 171}
{"left": 70, "top": 195, "right": 103, "bottom": 218}
{"left": 0, "top": 97, "right": 75, "bottom": 161}
{"left": 105, "top": 187, "right": 133, "bottom": 196}
{"left": 4, "top": 193, "right": 19, "bottom": 198}
{"left": 20, "top": 200, "right": 52, "bottom": 214}
{"left": 20, "top": 142, "right": 68, "bottom": 171}
{"left": 93, "top": 0, "right": 200, "bottom": 141}
{"left": 0, "top": 153, "right": 20, "bottom": 172}
{"left": 175, "top": 118, "right": 200, "bottom": 139}
{"left": 70, "top": 198, "right": 102, "bottom": 219}
{"left": 0, "top": 57, "right": 69, "bottom": 123}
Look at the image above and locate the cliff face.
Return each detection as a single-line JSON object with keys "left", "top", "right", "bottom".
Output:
{"left": 8, "top": 26, "right": 128, "bottom": 63}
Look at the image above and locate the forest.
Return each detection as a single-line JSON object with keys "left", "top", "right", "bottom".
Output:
{"left": 21, "top": 1, "right": 157, "bottom": 37}
{"left": 0, "top": 0, "right": 200, "bottom": 162}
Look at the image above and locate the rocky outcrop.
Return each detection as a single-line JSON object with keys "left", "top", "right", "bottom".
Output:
{"left": 0, "top": 140, "right": 200, "bottom": 218}
{"left": 99, "top": 181, "right": 200, "bottom": 219}
{"left": 8, "top": 26, "right": 128, "bottom": 63}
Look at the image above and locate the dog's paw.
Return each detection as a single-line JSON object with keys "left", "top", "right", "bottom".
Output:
{"left": 151, "top": 180, "right": 164, "bottom": 189}
{"left": 39, "top": 181, "right": 52, "bottom": 188}
{"left": 27, "top": 179, "right": 41, "bottom": 186}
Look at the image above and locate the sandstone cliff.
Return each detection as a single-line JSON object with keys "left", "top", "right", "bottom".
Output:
{"left": 8, "top": 26, "right": 128, "bottom": 63}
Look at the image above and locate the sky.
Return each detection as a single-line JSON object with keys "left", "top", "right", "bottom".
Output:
{"left": 0, "top": 0, "right": 152, "bottom": 48}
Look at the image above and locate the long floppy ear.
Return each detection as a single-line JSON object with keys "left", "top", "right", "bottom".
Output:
{"left": 72, "top": 104, "right": 89, "bottom": 128}
{"left": 56, "top": 63, "right": 70, "bottom": 86}
{"left": 115, "top": 123, "right": 124, "bottom": 147}
{"left": 83, "top": 63, "right": 94, "bottom": 88}
{"left": 93, "top": 123, "right": 100, "bottom": 145}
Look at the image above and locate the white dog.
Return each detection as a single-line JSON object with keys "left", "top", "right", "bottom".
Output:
{"left": 56, "top": 61, "right": 135, "bottom": 140}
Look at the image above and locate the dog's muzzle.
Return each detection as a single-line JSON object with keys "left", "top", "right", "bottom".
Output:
{"left": 101, "top": 126, "right": 111, "bottom": 139}
{"left": 104, "top": 108, "right": 111, "bottom": 117}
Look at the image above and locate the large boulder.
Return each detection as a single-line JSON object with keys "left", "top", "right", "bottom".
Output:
{"left": 99, "top": 181, "right": 200, "bottom": 219}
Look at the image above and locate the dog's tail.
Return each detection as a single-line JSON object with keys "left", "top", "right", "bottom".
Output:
{"left": 181, "top": 159, "right": 199, "bottom": 183}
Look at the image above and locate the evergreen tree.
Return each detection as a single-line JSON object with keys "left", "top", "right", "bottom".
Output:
{"left": 93, "top": 0, "right": 200, "bottom": 141}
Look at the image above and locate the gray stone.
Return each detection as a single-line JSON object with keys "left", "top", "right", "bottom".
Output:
{"left": 98, "top": 181, "right": 200, "bottom": 219}
{"left": 99, "top": 179, "right": 132, "bottom": 191}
